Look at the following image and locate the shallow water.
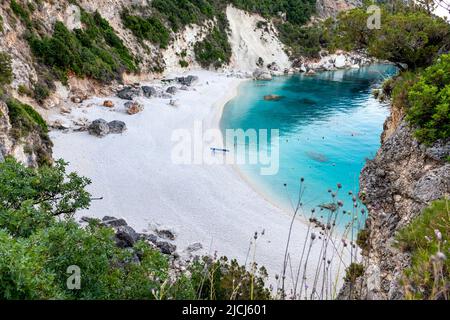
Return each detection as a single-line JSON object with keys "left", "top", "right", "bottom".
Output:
{"left": 221, "top": 65, "right": 398, "bottom": 230}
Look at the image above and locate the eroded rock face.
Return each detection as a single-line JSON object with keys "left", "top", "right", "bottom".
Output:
{"left": 316, "top": 0, "right": 362, "bottom": 18}
{"left": 342, "top": 117, "right": 450, "bottom": 300}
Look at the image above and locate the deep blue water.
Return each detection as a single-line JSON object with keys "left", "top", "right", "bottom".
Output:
{"left": 221, "top": 65, "right": 398, "bottom": 229}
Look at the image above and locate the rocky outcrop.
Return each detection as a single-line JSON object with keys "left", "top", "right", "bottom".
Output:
{"left": 340, "top": 104, "right": 450, "bottom": 299}
{"left": 316, "top": 0, "right": 362, "bottom": 18}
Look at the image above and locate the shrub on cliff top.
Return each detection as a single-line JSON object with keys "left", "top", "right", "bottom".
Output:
{"left": 6, "top": 98, "right": 48, "bottom": 140}
{"left": 406, "top": 54, "right": 450, "bottom": 145}
{"left": 396, "top": 199, "right": 449, "bottom": 300}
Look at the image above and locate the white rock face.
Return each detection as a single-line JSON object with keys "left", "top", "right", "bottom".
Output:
{"left": 226, "top": 5, "right": 291, "bottom": 73}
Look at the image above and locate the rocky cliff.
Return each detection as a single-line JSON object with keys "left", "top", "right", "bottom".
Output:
{"left": 339, "top": 102, "right": 450, "bottom": 300}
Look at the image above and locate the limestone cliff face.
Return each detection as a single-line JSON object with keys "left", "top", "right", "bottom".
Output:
{"left": 341, "top": 103, "right": 450, "bottom": 300}
{"left": 316, "top": 0, "right": 362, "bottom": 18}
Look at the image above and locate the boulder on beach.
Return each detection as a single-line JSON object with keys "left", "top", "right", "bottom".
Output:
{"left": 88, "top": 119, "right": 109, "bottom": 137}
{"left": 117, "top": 87, "right": 141, "bottom": 100}
{"left": 125, "top": 101, "right": 143, "bottom": 115}
{"left": 103, "top": 100, "right": 114, "bottom": 108}
{"left": 166, "top": 86, "right": 178, "bottom": 94}
{"left": 176, "top": 75, "right": 199, "bottom": 86}
{"left": 102, "top": 216, "right": 128, "bottom": 227}
{"left": 156, "top": 241, "right": 177, "bottom": 255}
{"left": 142, "top": 86, "right": 157, "bottom": 98}
{"left": 108, "top": 120, "right": 127, "bottom": 134}
{"left": 264, "top": 94, "right": 284, "bottom": 101}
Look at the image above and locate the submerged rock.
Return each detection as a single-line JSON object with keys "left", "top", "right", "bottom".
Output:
{"left": 88, "top": 119, "right": 109, "bottom": 137}
{"left": 264, "top": 94, "right": 283, "bottom": 101}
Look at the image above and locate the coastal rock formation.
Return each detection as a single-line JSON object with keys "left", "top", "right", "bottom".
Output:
{"left": 339, "top": 106, "right": 450, "bottom": 300}
{"left": 316, "top": 0, "right": 362, "bottom": 18}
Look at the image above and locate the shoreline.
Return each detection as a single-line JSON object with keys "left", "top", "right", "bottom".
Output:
{"left": 49, "top": 70, "right": 350, "bottom": 293}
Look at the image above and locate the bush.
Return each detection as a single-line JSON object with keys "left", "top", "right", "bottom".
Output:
{"left": 344, "top": 263, "right": 364, "bottom": 283}
{"left": 396, "top": 199, "right": 449, "bottom": 300}
{"left": 10, "top": 0, "right": 32, "bottom": 29}
{"left": 121, "top": 11, "right": 170, "bottom": 48}
{"left": 406, "top": 54, "right": 450, "bottom": 144}
{"left": 0, "top": 158, "right": 271, "bottom": 300}
{"left": 194, "top": 26, "right": 232, "bottom": 69}
{"left": 28, "top": 10, "right": 137, "bottom": 84}
{"left": 6, "top": 98, "right": 48, "bottom": 140}
{"left": 0, "top": 52, "right": 13, "bottom": 87}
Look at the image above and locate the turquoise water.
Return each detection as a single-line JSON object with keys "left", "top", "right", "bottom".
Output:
{"left": 221, "top": 65, "right": 398, "bottom": 229}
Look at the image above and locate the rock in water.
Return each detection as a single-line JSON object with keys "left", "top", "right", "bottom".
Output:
{"left": 102, "top": 216, "right": 128, "bottom": 227}
{"left": 156, "top": 241, "right": 177, "bottom": 255}
{"left": 117, "top": 87, "right": 141, "bottom": 100}
{"left": 125, "top": 101, "right": 143, "bottom": 115}
{"left": 108, "top": 120, "right": 127, "bottom": 134}
{"left": 264, "top": 94, "right": 283, "bottom": 101}
{"left": 142, "top": 86, "right": 157, "bottom": 98}
{"left": 88, "top": 119, "right": 110, "bottom": 137}
{"left": 166, "top": 86, "right": 178, "bottom": 94}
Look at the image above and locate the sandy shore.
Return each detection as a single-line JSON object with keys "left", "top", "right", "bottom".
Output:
{"left": 50, "top": 70, "right": 348, "bottom": 294}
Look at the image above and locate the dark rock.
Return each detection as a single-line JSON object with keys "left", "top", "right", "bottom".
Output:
{"left": 115, "top": 225, "right": 140, "bottom": 248}
{"left": 142, "top": 86, "right": 157, "bottom": 98}
{"left": 156, "top": 241, "right": 177, "bottom": 255}
{"left": 155, "top": 228, "right": 176, "bottom": 241}
{"left": 141, "top": 233, "right": 158, "bottom": 244}
{"left": 186, "top": 242, "right": 203, "bottom": 252}
{"left": 166, "top": 86, "right": 178, "bottom": 94}
{"left": 88, "top": 119, "right": 109, "bottom": 137}
{"left": 176, "top": 75, "right": 199, "bottom": 86}
{"left": 108, "top": 120, "right": 127, "bottom": 134}
{"left": 102, "top": 216, "right": 128, "bottom": 227}
{"left": 117, "top": 87, "right": 141, "bottom": 100}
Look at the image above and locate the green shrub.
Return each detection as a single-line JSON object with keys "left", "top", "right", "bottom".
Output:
{"left": 356, "top": 228, "right": 370, "bottom": 252}
{"left": 5, "top": 98, "right": 48, "bottom": 140}
{"left": 32, "top": 82, "right": 50, "bottom": 103}
{"left": 0, "top": 158, "right": 269, "bottom": 300}
{"left": 194, "top": 26, "right": 232, "bottom": 69}
{"left": 396, "top": 199, "right": 449, "bottom": 300}
{"left": 18, "top": 84, "right": 33, "bottom": 96}
{"left": 344, "top": 263, "right": 364, "bottom": 283}
{"left": 28, "top": 10, "right": 137, "bottom": 85}
{"left": 406, "top": 54, "right": 450, "bottom": 144}
{"left": 179, "top": 60, "right": 189, "bottom": 68}
{"left": 0, "top": 52, "right": 13, "bottom": 87}
{"left": 10, "top": 0, "right": 32, "bottom": 29}
{"left": 121, "top": 11, "right": 170, "bottom": 48}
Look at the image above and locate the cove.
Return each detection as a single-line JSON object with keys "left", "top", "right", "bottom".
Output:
{"left": 221, "top": 65, "right": 398, "bottom": 230}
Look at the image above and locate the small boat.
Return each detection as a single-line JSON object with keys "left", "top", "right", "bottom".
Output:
{"left": 210, "top": 147, "right": 230, "bottom": 153}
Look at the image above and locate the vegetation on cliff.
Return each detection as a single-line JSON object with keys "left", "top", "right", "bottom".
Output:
{"left": 397, "top": 199, "right": 449, "bottom": 300}
{"left": 0, "top": 158, "right": 270, "bottom": 300}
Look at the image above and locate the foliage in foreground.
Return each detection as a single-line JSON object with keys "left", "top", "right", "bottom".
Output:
{"left": 396, "top": 199, "right": 449, "bottom": 300}
{"left": 0, "top": 158, "right": 270, "bottom": 300}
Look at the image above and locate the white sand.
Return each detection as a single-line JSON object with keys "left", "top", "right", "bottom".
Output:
{"left": 50, "top": 70, "right": 348, "bottom": 295}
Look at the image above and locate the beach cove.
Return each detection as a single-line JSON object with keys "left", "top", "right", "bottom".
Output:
{"left": 49, "top": 67, "right": 392, "bottom": 294}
